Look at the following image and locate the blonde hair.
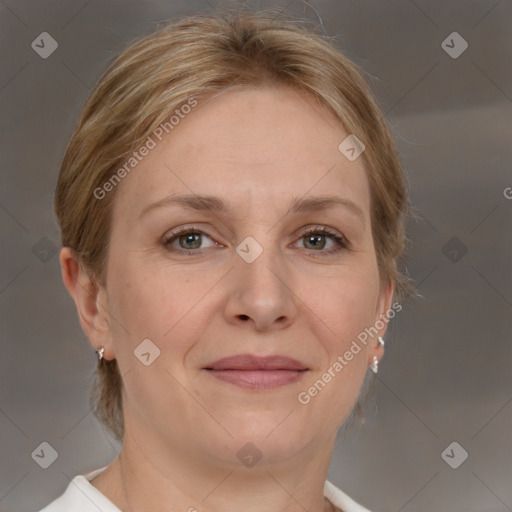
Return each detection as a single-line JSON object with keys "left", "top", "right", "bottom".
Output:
{"left": 55, "top": 10, "right": 412, "bottom": 441}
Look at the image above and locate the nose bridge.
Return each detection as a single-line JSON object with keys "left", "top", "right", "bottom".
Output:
{"left": 227, "top": 232, "right": 296, "bottom": 329}
{"left": 241, "top": 241, "right": 284, "bottom": 294}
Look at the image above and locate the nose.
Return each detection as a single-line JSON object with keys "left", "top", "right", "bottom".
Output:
{"left": 223, "top": 241, "right": 298, "bottom": 332}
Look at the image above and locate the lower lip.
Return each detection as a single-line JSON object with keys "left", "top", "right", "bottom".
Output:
{"left": 205, "top": 369, "right": 307, "bottom": 390}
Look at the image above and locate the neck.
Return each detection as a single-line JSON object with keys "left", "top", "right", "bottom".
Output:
{"left": 92, "top": 426, "right": 337, "bottom": 512}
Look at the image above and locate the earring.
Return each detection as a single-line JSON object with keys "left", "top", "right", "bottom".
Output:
{"left": 96, "top": 347, "right": 105, "bottom": 361}
{"left": 378, "top": 336, "right": 385, "bottom": 347}
{"left": 370, "top": 356, "right": 379, "bottom": 374}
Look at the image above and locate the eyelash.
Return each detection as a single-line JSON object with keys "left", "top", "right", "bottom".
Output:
{"left": 162, "top": 225, "right": 349, "bottom": 257}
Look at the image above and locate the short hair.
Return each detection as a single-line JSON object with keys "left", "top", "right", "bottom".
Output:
{"left": 54, "top": 10, "right": 413, "bottom": 441}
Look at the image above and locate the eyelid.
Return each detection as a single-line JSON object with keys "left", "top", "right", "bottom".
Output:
{"left": 297, "top": 225, "right": 346, "bottom": 239}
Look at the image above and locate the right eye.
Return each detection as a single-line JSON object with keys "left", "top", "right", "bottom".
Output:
{"left": 162, "top": 226, "right": 221, "bottom": 255}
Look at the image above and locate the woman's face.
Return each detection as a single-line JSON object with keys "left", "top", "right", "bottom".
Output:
{"left": 101, "top": 85, "right": 391, "bottom": 467}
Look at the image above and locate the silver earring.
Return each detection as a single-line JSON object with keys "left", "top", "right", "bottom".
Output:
{"left": 370, "top": 356, "right": 379, "bottom": 374}
{"left": 378, "top": 336, "right": 385, "bottom": 347}
{"left": 96, "top": 347, "right": 105, "bottom": 361}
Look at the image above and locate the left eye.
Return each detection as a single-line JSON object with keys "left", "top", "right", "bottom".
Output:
{"left": 294, "top": 228, "right": 347, "bottom": 253}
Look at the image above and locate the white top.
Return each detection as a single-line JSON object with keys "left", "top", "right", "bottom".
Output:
{"left": 38, "top": 466, "right": 371, "bottom": 512}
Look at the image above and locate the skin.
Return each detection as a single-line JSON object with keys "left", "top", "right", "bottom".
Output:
{"left": 61, "top": 85, "right": 393, "bottom": 512}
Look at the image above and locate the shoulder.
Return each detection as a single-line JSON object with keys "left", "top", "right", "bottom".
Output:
{"left": 324, "top": 480, "right": 372, "bottom": 512}
{"left": 37, "top": 467, "right": 120, "bottom": 512}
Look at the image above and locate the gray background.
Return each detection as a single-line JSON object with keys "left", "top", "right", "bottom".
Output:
{"left": 1, "top": 1, "right": 511, "bottom": 511}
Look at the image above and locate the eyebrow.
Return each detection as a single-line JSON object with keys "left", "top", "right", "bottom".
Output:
{"left": 139, "top": 193, "right": 365, "bottom": 224}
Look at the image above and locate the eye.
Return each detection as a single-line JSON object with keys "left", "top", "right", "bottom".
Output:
{"left": 162, "top": 225, "right": 349, "bottom": 257}
{"left": 294, "top": 226, "right": 349, "bottom": 255}
{"left": 163, "top": 226, "right": 219, "bottom": 254}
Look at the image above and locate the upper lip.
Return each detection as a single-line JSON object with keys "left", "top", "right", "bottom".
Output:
{"left": 204, "top": 354, "right": 309, "bottom": 371}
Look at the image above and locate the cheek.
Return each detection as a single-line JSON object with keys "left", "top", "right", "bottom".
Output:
{"left": 105, "top": 264, "right": 206, "bottom": 409}
{"left": 298, "top": 273, "right": 377, "bottom": 424}
{"left": 106, "top": 258, "right": 215, "bottom": 362}
{"left": 309, "top": 264, "right": 380, "bottom": 343}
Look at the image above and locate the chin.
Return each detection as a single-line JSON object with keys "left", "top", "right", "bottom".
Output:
{"left": 227, "top": 419, "right": 315, "bottom": 463}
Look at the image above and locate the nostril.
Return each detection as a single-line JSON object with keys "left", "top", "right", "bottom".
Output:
{"left": 239, "top": 314, "right": 250, "bottom": 321}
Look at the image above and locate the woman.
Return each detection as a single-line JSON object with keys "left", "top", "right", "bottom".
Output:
{"left": 40, "top": 9, "right": 411, "bottom": 512}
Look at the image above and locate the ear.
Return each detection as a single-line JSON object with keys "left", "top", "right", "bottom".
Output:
{"left": 369, "top": 281, "right": 396, "bottom": 365}
{"left": 375, "top": 280, "right": 395, "bottom": 331}
{"left": 59, "top": 247, "right": 115, "bottom": 360}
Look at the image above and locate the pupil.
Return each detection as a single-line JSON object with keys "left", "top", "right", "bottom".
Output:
{"left": 306, "top": 235, "right": 325, "bottom": 250}
{"left": 180, "top": 233, "right": 201, "bottom": 249}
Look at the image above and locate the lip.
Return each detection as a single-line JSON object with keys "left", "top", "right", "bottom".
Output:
{"left": 203, "top": 354, "right": 309, "bottom": 391}
{"left": 204, "top": 354, "right": 308, "bottom": 371}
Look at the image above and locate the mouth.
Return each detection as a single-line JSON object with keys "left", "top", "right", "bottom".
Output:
{"left": 203, "top": 354, "right": 309, "bottom": 391}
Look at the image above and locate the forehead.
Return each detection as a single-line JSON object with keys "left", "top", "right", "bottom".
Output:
{"left": 112, "top": 85, "right": 371, "bottom": 221}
